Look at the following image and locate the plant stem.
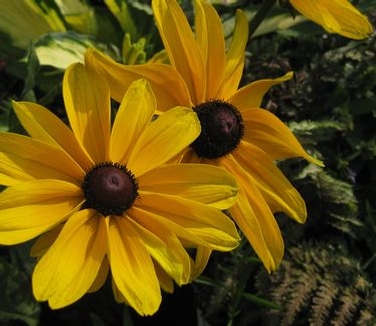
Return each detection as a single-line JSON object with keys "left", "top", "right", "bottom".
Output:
{"left": 248, "top": 0, "right": 277, "bottom": 40}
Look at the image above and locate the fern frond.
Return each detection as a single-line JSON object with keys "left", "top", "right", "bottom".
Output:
{"left": 332, "top": 292, "right": 357, "bottom": 326}
{"left": 281, "top": 274, "right": 313, "bottom": 326}
{"left": 309, "top": 283, "right": 338, "bottom": 326}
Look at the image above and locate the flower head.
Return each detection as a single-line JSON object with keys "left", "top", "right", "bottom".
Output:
{"left": 85, "top": 0, "right": 323, "bottom": 272}
{"left": 0, "top": 62, "right": 240, "bottom": 315}
{"left": 289, "top": 0, "right": 373, "bottom": 40}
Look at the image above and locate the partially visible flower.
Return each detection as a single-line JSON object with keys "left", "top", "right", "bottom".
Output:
{"left": 85, "top": 0, "right": 323, "bottom": 272}
{"left": 289, "top": 0, "right": 373, "bottom": 39}
{"left": 0, "top": 63, "right": 240, "bottom": 315}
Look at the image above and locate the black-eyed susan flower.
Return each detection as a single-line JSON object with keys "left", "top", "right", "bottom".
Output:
{"left": 0, "top": 62, "right": 241, "bottom": 315}
{"left": 289, "top": 0, "right": 373, "bottom": 40}
{"left": 84, "top": 0, "right": 323, "bottom": 272}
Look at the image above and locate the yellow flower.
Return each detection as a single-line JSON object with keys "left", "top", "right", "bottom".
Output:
{"left": 0, "top": 63, "right": 240, "bottom": 315}
{"left": 85, "top": 0, "right": 323, "bottom": 272}
{"left": 289, "top": 0, "right": 373, "bottom": 39}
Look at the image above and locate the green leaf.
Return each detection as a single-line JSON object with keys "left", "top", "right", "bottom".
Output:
{"left": 121, "top": 33, "right": 146, "bottom": 64}
{"left": 105, "top": 0, "right": 137, "bottom": 40}
{"left": 33, "top": 31, "right": 119, "bottom": 70}
{"left": 0, "top": 0, "right": 66, "bottom": 49}
{"left": 55, "top": 0, "right": 98, "bottom": 35}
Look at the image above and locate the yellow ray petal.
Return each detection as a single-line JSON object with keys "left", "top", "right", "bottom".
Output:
{"left": 290, "top": 0, "right": 373, "bottom": 40}
{"left": 218, "top": 9, "right": 249, "bottom": 99}
{"left": 108, "top": 216, "right": 161, "bottom": 316}
{"left": 194, "top": 0, "right": 226, "bottom": 99}
{"left": 242, "top": 108, "right": 323, "bottom": 165}
{"left": 0, "top": 133, "right": 84, "bottom": 186}
{"left": 233, "top": 142, "right": 307, "bottom": 222}
{"left": 221, "top": 155, "right": 284, "bottom": 271}
{"left": 85, "top": 48, "right": 191, "bottom": 111}
{"left": 110, "top": 79, "right": 156, "bottom": 163}
{"left": 190, "top": 246, "right": 212, "bottom": 280}
{"left": 30, "top": 225, "right": 63, "bottom": 258}
{"left": 229, "top": 72, "right": 293, "bottom": 109}
{"left": 230, "top": 188, "right": 284, "bottom": 272}
{"left": 128, "top": 107, "right": 200, "bottom": 176}
{"left": 136, "top": 192, "right": 240, "bottom": 251}
{"left": 12, "top": 101, "right": 93, "bottom": 170}
{"left": 63, "top": 63, "right": 111, "bottom": 163}
{"left": 88, "top": 257, "right": 109, "bottom": 293}
{"left": 139, "top": 163, "right": 238, "bottom": 210}
{"left": 33, "top": 209, "right": 106, "bottom": 308}
{"left": 152, "top": 0, "right": 205, "bottom": 103}
{"left": 128, "top": 208, "right": 191, "bottom": 285}
{"left": 153, "top": 261, "right": 174, "bottom": 293}
{"left": 0, "top": 179, "right": 83, "bottom": 245}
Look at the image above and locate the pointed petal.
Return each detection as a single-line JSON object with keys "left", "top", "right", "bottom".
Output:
{"left": 108, "top": 216, "right": 161, "bottom": 316}
{"left": 221, "top": 155, "right": 284, "bottom": 271}
{"left": 128, "top": 107, "right": 200, "bottom": 176}
{"left": 12, "top": 101, "right": 93, "bottom": 170}
{"left": 139, "top": 163, "right": 238, "bottom": 210}
{"left": 230, "top": 72, "right": 293, "bottom": 109}
{"left": 0, "top": 133, "right": 84, "bottom": 186}
{"left": 128, "top": 208, "right": 191, "bottom": 285}
{"left": 230, "top": 187, "right": 284, "bottom": 272}
{"left": 218, "top": 10, "right": 249, "bottom": 99}
{"left": 0, "top": 179, "right": 82, "bottom": 245}
{"left": 63, "top": 63, "right": 111, "bottom": 162}
{"left": 136, "top": 192, "right": 240, "bottom": 251}
{"left": 290, "top": 0, "right": 373, "bottom": 40}
{"left": 110, "top": 79, "right": 156, "bottom": 163}
{"left": 194, "top": 0, "right": 226, "bottom": 99}
{"left": 33, "top": 209, "right": 106, "bottom": 308}
{"left": 190, "top": 247, "right": 212, "bottom": 280}
{"left": 233, "top": 142, "right": 307, "bottom": 222}
{"left": 85, "top": 48, "right": 191, "bottom": 110}
{"left": 152, "top": 0, "right": 205, "bottom": 103}
{"left": 242, "top": 108, "right": 323, "bottom": 165}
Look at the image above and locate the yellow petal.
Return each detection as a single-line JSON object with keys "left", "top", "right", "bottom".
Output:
{"left": 0, "top": 133, "right": 84, "bottom": 186}
{"left": 290, "top": 0, "right": 373, "bottom": 40}
{"left": 153, "top": 261, "right": 174, "bottom": 293}
{"left": 63, "top": 63, "right": 111, "bottom": 163}
{"left": 110, "top": 79, "right": 156, "bottom": 163}
{"left": 190, "top": 246, "right": 212, "bottom": 280}
{"left": 221, "top": 155, "right": 284, "bottom": 271}
{"left": 0, "top": 179, "right": 82, "bottom": 245}
{"left": 12, "top": 101, "right": 93, "bottom": 170}
{"left": 152, "top": 0, "right": 205, "bottom": 103}
{"left": 229, "top": 72, "right": 293, "bottom": 109}
{"left": 85, "top": 48, "right": 191, "bottom": 111}
{"left": 242, "top": 108, "right": 323, "bottom": 165}
{"left": 88, "top": 257, "right": 109, "bottom": 293}
{"left": 108, "top": 216, "right": 161, "bottom": 316}
{"left": 136, "top": 192, "right": 240, "bottom": 251}
{"left": 128, "top": 107, "right": 200, "bottom": 176}
{"left": 139, "top": 163, "right": 238, "bottom": 210}
{"left": 128, "top": 208, "right": 191, "bottom": 285}
{"left": 233, "top": 142, "right": 307, "bottom": 222}
{"left": 194, "top": 0, "right": 226, "bottom": 99}
{"left": 33, "top": 209, "right": 106, "bottom": 308}
{"left": 230, "top": 187, "right": 284, "bottom": 272}
{"left": 30, "top": 225, "right": 63, "bottom": 258}
{"left": 218, "top": 9, "right": 249, "bottom": 99}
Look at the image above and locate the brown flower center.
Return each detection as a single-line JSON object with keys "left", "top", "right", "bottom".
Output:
{"left": 191, "top": 100, "right": 244, "bottom": 159}
{"left": 82, "top": 162, "right": 138, "bottom": 216}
